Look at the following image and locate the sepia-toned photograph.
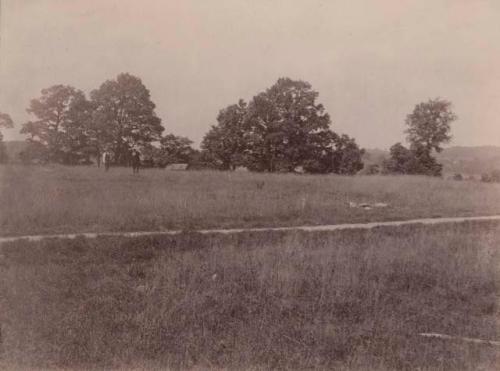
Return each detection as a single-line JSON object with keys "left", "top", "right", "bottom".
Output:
{"left": 1, "top": 0, "right": 500, "bottom": 369}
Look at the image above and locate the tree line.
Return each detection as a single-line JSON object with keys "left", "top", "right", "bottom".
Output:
{"left": 0, "top": 73, "right": 456, "bottom": 176}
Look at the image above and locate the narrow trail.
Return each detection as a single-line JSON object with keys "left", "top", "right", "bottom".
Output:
{"left": 1, "top": 215, "right": 500, "bottom": 245}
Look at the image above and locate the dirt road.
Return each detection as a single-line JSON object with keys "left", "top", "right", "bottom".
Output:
{"left": 1, "top": 214, "right": 500, "bottom": 245}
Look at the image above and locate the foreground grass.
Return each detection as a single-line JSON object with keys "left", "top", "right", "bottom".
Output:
{"left": 1, "top": 221, "right": 500, "bottom": 370}
{"left": 2, "top": 165, "right": 500, "bottom": 236}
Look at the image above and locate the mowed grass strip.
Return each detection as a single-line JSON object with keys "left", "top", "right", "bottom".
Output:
{"left": 1, "top": 221, "right": 500, "bottom": 370}
{"left": 2, "top": 165, "right": 500, "bottom": 236}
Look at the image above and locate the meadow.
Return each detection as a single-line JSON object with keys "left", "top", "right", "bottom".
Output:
{"left": 1, "top": 221, "right": 500, "bottom": 370}
{"left": 2, "top": 164, "right": 500, "bottom": 236}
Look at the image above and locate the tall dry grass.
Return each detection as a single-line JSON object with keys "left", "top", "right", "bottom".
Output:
{"left": 1, "top": 164, "right": 500, "bottom": 236}
{"left": 1, "top": 221, "right": 500, "bottom": 369}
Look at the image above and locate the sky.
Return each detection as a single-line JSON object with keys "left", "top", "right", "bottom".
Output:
{"left": 0, "top": 0, "right": 499, "bottom": 149}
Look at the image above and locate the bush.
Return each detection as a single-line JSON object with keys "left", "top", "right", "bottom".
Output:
{"left": 492, "top": 170, "right": 500, "bottom": 182}
{"left": 481, "top": 173, "right": 491, "bottom": 183}
{"left": 384, "top": 143, "right": 443, "bottom": 177}
{"left": 366, "top": 164, "right": 381, "bottom": 175}
{"left": 481, "top": 170, "right": 500, "bottom": 183}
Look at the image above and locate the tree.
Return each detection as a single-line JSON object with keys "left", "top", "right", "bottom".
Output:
{"left": 383, "top": 143, "right": 413, "bottom": 174}
{"left": 60, "top": 94, "right": 94, "bottom": 164}
{"left": 244, "top": 78, "right": 332, "bottom": 172}
{"left": 406, "top": 98, "right": 456, "bottom": 153}
{"left": 331, "top": 134, "right": 365, "bottom": 174}
{"left": 385, "top": 98, "right": 456, "bottom": 176}
{"left": 383, "top": 142, "right": 443, "bottom": 176}
{"left": 408, "top": 143, "right": 443, "bottom": 176}
{"left": 158, "top": 134, "right": 195, "bottom": 166}
{"left": 201, "top": 99, "right": 248, "bottom": 170}
{"left": 90, "top": 73, "right": 164, "bottom": 165}
{"left": 0, "top": 112, "right": 14, "bottom": 163}
{"left": 302, "top": 132, "right": 365, "bottom": 174}
{"left": 20, "top": 85, "right": 91, "bottom": 164}
{"left": 201, "top": 77, "right": 364, "bottom": 173}
{"left": 301, "top": 130, "right": 337, "bottom": 174}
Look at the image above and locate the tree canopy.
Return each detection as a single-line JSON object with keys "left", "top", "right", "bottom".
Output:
{"left": 201, "top": 78, "right": 364, "bottom": 174}
{"left": 201, "top": 99, "right": 248, "bottom": 170}
{"left": 20, "top": 85, "right": 91, "bottom": 164}
{"left": 14, "top": 75, "right": 365, "bottom": 173}
{"left": 0, "top": 112, "right": 14, "bottom": 130}
{"left": 244, "top": 78, "right": 332, "bottom": 172}
{"left": 384, "top": 98, "right": 456, "bottom": 176}
{"left": 0, "top": 112, "right": 14, "bottom": 163}
{"left": 405, "top": 98, "right": 456, "bottom": 153}
{"left": 90, "top": 73, "right": 164, "bottom": 165}
{"left": 202, "top": 78, "right": 363, "bottom": 174}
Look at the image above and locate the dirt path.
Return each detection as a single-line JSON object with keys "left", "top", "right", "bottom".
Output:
{"left": 1, "top": 215, "right": 500, "bottom": 245}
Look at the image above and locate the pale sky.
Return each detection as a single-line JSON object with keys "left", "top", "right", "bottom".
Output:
{"left": 1, "top": 0, "right": 499, "bottom": 149}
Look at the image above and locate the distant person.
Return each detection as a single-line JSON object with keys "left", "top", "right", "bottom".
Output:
{"left": 102, "top": 151, "right": 111, "bottom": 171}
{"left": 131, "top": 150, "right": 141, "bottom": 174}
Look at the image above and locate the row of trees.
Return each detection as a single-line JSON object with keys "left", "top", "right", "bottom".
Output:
{"left": 0, "top": 74, "right": 200, "bottom": 168}
{"left": 0, "top": 73, "right": 456, "bottom": 176}
{"left": 0, "top": 74, "right": 365, "bottom": 173}
{"left": 19, "top": 74, "right": 166, "bottom": 166}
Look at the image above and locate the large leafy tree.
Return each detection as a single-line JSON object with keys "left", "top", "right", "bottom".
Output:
{"left": 244, "top": 78, "right": 333, "bottom": 172}
{"left": 385, "top": 98, "right": 456, "bottom": 176}
{"left": 20, "top": 85, "right": 91, "bottom": 164}
{"left": 201, "top": 99, "right": 248, "bottom": 170}
{"left": 201, "top": 78, "right": 364, "bottom": 173}
{"left": 0, "top": 112, "right": 14, "bottom": 163}
{"left": 406, "top": 98, "right": 456, "bottom": 153}
{"left": 90, "top": 73, "right": 164, "bottom": 165}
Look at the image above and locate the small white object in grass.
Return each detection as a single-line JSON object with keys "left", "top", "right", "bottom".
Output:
{"left": 419, "top": 333, "right": 500, "bottom": 346}
{"left": 136, "top": 284, "right": 147, "bottom": 293}
{"left": 348, "top": 201, "right": 388, "bottom": 209}
{"left": 212, "top": 273, "right": 218, "bottom": 281}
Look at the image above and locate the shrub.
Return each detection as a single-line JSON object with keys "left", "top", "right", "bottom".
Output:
{"left": 481, "top": 170, "right": 500, "bottom": 183}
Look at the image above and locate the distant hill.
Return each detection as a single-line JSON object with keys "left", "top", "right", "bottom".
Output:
{"left": 435, "top": 146, "right": 500, "bottom": 175}
{"left": 363, "top": 145, "right": 500, "bottom": 176}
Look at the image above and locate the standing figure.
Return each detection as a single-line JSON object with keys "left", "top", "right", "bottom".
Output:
{"left": 131, "top": 150, "right": 141, "bottom": 174}
{"left": 102, "top": 151, "right": 111, "bottom": 171}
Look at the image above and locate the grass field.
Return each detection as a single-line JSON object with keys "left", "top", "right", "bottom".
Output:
{"left": 2, "top": 164, "right": 500, "bottom": 236}
{"left": 1, "top": 221, "right": 500, "bottom": 370}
